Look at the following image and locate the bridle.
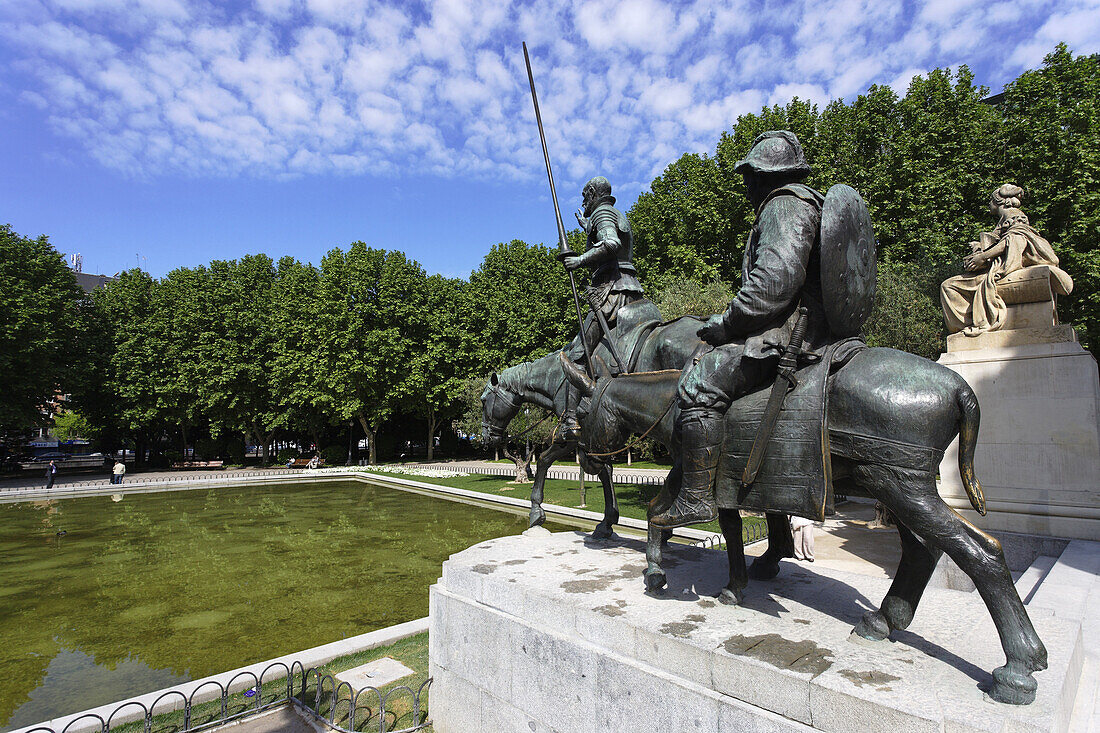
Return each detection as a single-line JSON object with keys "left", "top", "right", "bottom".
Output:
{"left": 481, "top": 382, "right": 554, "bottom": 444}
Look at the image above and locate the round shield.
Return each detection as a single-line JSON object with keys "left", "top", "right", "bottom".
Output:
{"left": 820, "top": 184, "right": 877, "bottom": 337}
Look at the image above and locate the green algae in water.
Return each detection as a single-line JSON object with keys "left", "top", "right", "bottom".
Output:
{"left": 0, "top": 481, "right": 570, "bottom": 730}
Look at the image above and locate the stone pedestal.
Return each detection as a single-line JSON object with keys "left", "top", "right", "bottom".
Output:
{"left": 936, "top": 334, "right": 1100, "bottom": 541}
{"left": 428, "top": 531, "right": 1085, "bottom": 733}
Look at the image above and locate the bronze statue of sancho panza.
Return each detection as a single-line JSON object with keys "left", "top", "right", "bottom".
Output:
{"left": 652, "top": 130, "right": 839, "bottom": 528}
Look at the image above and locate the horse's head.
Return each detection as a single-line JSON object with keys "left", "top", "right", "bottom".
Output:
{"left": 480, "top": 372, "right": 522, "bottom": 448}
{"left": 559, "top": 352, "right": 628, "bottom": 455}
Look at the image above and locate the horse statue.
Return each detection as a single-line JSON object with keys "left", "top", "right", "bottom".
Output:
{"left": 481, "top": 301, "right": 796, "bottom": 566}
{"left": 480, "top": 349, "right": 619, "bottom": 538}
{"left": 561, "top": 347, "right": 1048, "bottom": 706}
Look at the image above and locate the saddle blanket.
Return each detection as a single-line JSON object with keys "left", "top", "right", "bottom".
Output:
{"left": 714, "top": 343, "right": 851, "bottom": 521}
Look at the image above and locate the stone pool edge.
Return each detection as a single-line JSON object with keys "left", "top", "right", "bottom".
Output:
{"left": 8, "top": 617, "right": 430, "bottom": 733}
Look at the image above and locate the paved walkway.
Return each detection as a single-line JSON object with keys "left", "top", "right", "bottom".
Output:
{"left": 0, "top": 467, "right": 304, "bottom": 493}
{"left": 749, "top": 498, "right": 902, "bottom": 579}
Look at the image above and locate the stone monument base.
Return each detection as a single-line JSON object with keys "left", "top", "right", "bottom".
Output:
{"left": 937, "top": 337, "right": 1100, "bottom": 541}
{"left": 428, "top": 531, "right": 1089, "bottom": 733}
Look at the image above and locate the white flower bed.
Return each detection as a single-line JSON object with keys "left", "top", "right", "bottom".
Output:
{"left": 311, "top": 465, "right": 470, "bottom": 478}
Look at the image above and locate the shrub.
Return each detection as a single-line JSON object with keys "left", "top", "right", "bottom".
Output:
{"left": 276, "top": 448, "right": 300, "bottom": 464}
{"left": 225, "top": 439, "right": 246, "bottom": 464}
{"left": 320, "top": 445, "right": 346, "bottom": 466}
{"left": 194, "top": 438, "right": 219, "bottom": 461}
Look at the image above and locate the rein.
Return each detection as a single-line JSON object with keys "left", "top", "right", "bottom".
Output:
{"left": 507, "top": 411, "right": 554, "bottom": 440}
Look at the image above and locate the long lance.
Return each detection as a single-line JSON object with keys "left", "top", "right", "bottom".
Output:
{"left": 522, "top": 42, "right": 594, "bottom": 379}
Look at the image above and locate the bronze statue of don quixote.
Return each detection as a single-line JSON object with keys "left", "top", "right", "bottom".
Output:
{"left": 478, "top": 45, "right": 1047, "bottom": 706}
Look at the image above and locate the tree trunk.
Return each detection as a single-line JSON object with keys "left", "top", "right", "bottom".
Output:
{"left": 426, "top": 407, "right": 436, "bottom": 462}
{"left": 181, "top": 423, "right": 189, "bottom": 458}
{"left": 252, "top": 424, "right": 275, "bottom": 464}
{"left": 357, "top": 416, "right": 377, "bottom": 465}
{"left": 868, "top": 501, "right": 896, "bottom": 529}
{"left": 502, "top": 443, "right": 529, "bottom": 483}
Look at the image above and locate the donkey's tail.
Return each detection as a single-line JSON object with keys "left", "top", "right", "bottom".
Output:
{"left": 956, "top": 383, "right": 986, "bottom": 515}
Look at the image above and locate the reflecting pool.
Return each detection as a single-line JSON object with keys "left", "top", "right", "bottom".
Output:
{"left": 0, "top": 480, "right": 565, "bottom": 730}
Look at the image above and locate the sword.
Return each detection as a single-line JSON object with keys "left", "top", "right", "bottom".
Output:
{"left": 522, "top": 42, "right": 593, "bottom": 379}
{"left": 742, "top": 306, "right": 810, "bottom": 486}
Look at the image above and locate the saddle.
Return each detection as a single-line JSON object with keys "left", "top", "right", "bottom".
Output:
{"left": 714, "top": 338, "right": 865, "bottom": 521}
{"left": 590, "top": 298, "right": 664, "bottom": 373}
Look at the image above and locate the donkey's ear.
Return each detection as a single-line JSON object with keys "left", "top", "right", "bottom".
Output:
{"left": 560, "top": 352, "right": 595, "bottom": 397}
{"left": 592, "top": 355, "right": 612, "bottom": 380}
{"left": 490, "top": 373, "right": 499, "bottom": 386}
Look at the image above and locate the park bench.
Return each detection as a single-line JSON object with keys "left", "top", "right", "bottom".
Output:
{"left": 170, "top": 460, "right": 225, "bottom": 469}
{"left": 289, "top": 458, "right": 326, "bottom": 468}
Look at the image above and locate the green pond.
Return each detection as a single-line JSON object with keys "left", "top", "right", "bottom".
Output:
{"left": 0, "top": 480, "right": 567, "bottom": 730}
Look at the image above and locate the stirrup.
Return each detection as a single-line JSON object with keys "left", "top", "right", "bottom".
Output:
{"left": 650, "top": 497, "right": 718, "bottom": 529}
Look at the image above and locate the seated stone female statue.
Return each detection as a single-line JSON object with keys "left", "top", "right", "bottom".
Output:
{"left": 940, "top": 183, "right": 1070, "bottom": 336}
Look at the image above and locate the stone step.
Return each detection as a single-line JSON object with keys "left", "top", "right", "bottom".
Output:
{"left": 1017, "top": 554, "right": 1059, "bottom": 604}
{"left": 1066, "top": 656, "right": 1099, "bottom": 733}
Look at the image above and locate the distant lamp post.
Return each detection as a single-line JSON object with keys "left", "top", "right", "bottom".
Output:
{"left": 347, "top": 420, "right": 354, "bottom": 466}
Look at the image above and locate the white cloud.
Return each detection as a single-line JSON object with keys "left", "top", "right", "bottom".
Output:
{"left": 1, "top": 0, "right": 1088, "bottom": 188}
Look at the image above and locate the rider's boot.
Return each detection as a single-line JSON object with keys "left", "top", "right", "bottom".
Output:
{"left": 650, "top": 407, "right": 721, "bottom": 528}
{"left": 556, "top": 384, "right": 582, "bottom": 443}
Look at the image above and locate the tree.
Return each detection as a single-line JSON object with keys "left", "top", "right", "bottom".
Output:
{"left": 650, "top": 277, "right": 733, "bottom": 321}
{"left": 630, "top": 152, "right": 738, "bottom": 288}
{"left": 408, "top": 275, "right": 476, "bottom": 460}
{"left": 271, "top": 257, "right": 331, "bottom": 450}
{"left": 465, "top": 240, "right": 576, "bottom": 372}
{"left": 318, "top": 244, "right": 427, "bottom": 464}
{"left": 193, "top": 256, "right": 280, "bottom": 462}
{"left": 863, "top": 259, "right": 946, "bottom": 360}
{"left": 53, "top": 409, "right": 92, "bottom": 441}
{"left": 158, "top": 266, "right": 208, "bottom": 457}
{"left": 0, "top": 225, "right": 85, "bottom": 437}
{"left": 999, "top": 45, "right": 1100, "bottom": 351}
{"left": 94, "top": 269, "right": 168, "bottom": 464}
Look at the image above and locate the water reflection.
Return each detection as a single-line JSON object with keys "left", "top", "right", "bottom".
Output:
{"left": 0, "top": 481, "right": 557, "bottom": 729}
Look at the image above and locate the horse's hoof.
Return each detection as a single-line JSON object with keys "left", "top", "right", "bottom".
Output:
{"left": 748, "top": 556, "right": 780, "bottom": 580}
{"left": 529, "top": 507, "right": 545, "bottom": 528}
{"left": 990, "top": 664, "right": 1037, "bottom": 705}
{"left": 717, "top": 587, "right": 744, "bottom": 606}
{"left": 644, "top": 568, "right": 667, "bottom": 593}
{"left": 1019, "top": 637, "right": 1049, "bottom": 672}
{"left": 591, "top": 522, "right": 613, "bottom": 540}
{"left": 853, "top": 610, "right": 890, "bottom": 641}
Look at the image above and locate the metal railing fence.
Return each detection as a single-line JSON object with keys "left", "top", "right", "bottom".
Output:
{"left": 21, "top": 661, "right": 431, "bottom": 733}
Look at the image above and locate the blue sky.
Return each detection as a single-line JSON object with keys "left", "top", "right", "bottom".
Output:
{"left": 2, "top": 0, "right": 1098, "bottom": 279}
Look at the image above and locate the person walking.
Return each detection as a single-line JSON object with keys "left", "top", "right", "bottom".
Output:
{"left": 112, "top": 459, "right": 126, "bottom": 485}
{"left": 790, "top": 514, "right": 815, "bottom": 562}
{"left": 45, "top": 460, "right": 58, "bottom": 489}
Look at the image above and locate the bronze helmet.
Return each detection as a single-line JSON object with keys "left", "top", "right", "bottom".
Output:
{"left": 733, "top": 131, "right": 811, "bottom": 178}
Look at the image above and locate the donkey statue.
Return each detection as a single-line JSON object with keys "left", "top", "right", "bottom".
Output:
{"left": 562, "top": 347, "right": 1048, "bottom": 705}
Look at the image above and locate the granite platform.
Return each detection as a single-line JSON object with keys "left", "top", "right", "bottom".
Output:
{"left": 428, "top": 530, "right": 1088, "bottom": 733}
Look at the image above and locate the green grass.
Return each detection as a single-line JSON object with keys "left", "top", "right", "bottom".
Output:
{"left": 362, "top": 468, "right": 768, "bottom": 540}
{"left": 112, "top": 632, "right": 432, "bottom": 733}
{"left": 484, "top": 458, "right": 673, "bottom": 470}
